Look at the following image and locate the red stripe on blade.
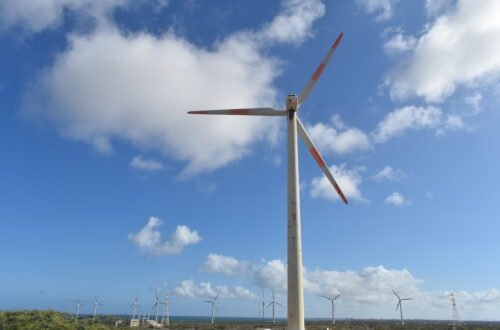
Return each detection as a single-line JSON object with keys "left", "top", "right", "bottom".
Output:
{"left": 229, "top": 109, "right": 250, "bottom": 115}
{"left": 332, "top": 33, "right": 344, "bottom": 49}
{"left": 312, "top": 63, "right": 326, "bottom": 81}
{"left": 334, "top": 184, "right": 349, "bottom": 204}
{"left": 310, "top": 148, "right": 326, "bottom": 168}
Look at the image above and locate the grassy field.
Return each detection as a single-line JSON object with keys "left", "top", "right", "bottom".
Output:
{"left": 1, "top": 310, "right": 499, "bottom": 330}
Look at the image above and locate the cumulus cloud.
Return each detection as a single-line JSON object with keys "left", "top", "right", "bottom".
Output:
{"left": 372, "top": 166, "right": 405, "bottom": 181}
{"left": 253, "top": 259, "right": 287, "bottom": 292}
{"left": 203, "top": 253, "right": 248, "bottom": 276}
{"left": 383, "top": 29, "right": 417, "bottom": 55}
{"left": 194, "top": 253, "right": 500, "bottom": 317}
{"left": 306, "top": 115, "right": 371, "bottom": 155}
{"left": 384, "top": 192, "right": 409, "bottom": 206}
{"left": 356, "top": 0, "right": 398, "bottom": 22}
{"left": 174, "top": 279, "right": 257, "bottom": 300}
{"left": 305, "top": 265, "right": 420, "bottom": 302}
{"left": 425, "top": 0, "right": 454, "bottom": 17}
{"left": 130, "top": 155, "right": 163, "bottom": 171}
{"left": 24, "top": 0, "right": 326, "bottom": 176}
{"left": 258, "top": 0, "right": 325, "bottom": 45}
{"left": 372, "top": 106, "right": 464, "bottom": 142}
{"left": 0, "top": 0, "right": 127, "bottom": 33}
{"left": 128, "top": 217, "right": 201, "bottom": 256}
{"left": 386, "top": 0, "right": 500, "bottom": 102}
{"left": 310, "top": 164, "right": 365, "bottom": 202}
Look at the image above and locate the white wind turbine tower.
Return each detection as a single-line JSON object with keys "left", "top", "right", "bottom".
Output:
{"left": 130, "top": 295, "right": 139, "bottom": 319}
{"left": 188, "top": 32, "right": 348, "bottom": 330}
{"left": 266, "top": 290, "right": 283, "bottom": 325}
{"left": 75, "top": 299, "right": 84, "bottom": 320}
{"left": 161, "top": 289, "right": 170, "bottom": 327}
{"left": 92, "top": 296, "right": 102, "bottom": 321}
{"left": 322, "top": 294, "right": 340, "bottom": 325}
{"left": 393, "top": 289, "right": 412, "bottom": 326}
{"left": 204, "top": 292, "right": 219, "bottom": 324}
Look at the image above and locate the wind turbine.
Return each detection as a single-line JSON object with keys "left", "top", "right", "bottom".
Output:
{"left": 161, "top": 289, "right": 170, "bottom": 327}
{"left": 92, "top": 296, "right": 102, "bottom": 321}
{"left": 393, "top": 289, "right": 412, "bottom": 326}
{"left": 151, "top": 288, "right": 164, "bottom": 322}
{"left": 204, "top": 292, "right": 219, "bottom": 324}
{"left": 75, "top": 299, "right": 84, "bottom": 320}
{"left": 322, "top": 294, "right": 340, "bottom": 325}
{"left": 188, "top": 32, "right": 348, "bottom": 330}
{"left": 266, "top": 290, "right": 283, "bottom": 325}
{"left": 131, "top": 295, "right": 139, "bottom": 319}
{"left": 261, "top": 292, "right": 265, "bottom": 321}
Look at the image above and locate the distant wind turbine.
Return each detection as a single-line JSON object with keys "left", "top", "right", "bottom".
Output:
{"left": 266, "top": 290, "right": 283, "bottom": 325}
{"left": 393, "top": 289, "right": 412, "bottom": 326}
{"left": 130, "top": 295, "right": 139, "bottom": 319}
{"left": 161, "top": 289, "right": 170, "bottom": 327}
{"left": 92, "top": 296, "right": 102, "bottom": 321}
{"left": 204, "top": 292, "right": 220, "bottom": 324}
{"left": 188, "top": 32, "right": 348, "bottom": 330}
{"left": 322, "top": 294, "right": 340, "bottom": 325}
{"left": 151, "top": 288, "right": 165, "bottom": 322}
{"left": 75, "top": 299, "right": 84, "bottom": 320}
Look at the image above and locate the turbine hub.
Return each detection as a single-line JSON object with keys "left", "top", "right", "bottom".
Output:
{"left": 286, "top": 94, "right": 298, "bottom": 111}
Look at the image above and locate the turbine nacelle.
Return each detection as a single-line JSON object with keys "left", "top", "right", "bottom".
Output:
{"left": 286, "top": 94, "right": 298, "bottom": 111}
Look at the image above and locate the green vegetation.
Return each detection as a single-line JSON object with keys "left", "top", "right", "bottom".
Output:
{"left": 1, "top": 310, "right": 499, "bottom": 330}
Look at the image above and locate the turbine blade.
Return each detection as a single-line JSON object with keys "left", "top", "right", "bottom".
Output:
{"left": 297, "top": 117, "right": 348, "bottom": 204}
{"left": 392, "top": 289, "right": 400, "bottom": 299}
{"left": 402, "top": 298, "right": 413, "bottom": 301}
{"left": 266, "top": 302, "right": 273, "bottom": 308}
{"left": 322, "top": 296, "right": 332, "bottom": 301}
{"left": 276, "top": 302, "right": 283, "bottom": 307}
{"left": 396, "top": 301, "right": 401, "bottom": 311}
{"left": 334, "top": 294, "right": 341, "bottom": 300}
{"left": 298, "top": 32, "right": 344, "bottom": 106}
{"left": 188, "top": 108, "right": 286, "bottom": 116}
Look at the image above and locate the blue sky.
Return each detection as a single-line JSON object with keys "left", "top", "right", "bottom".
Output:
{"left": 1, "top": 0, "right": 500, "bottom": 321}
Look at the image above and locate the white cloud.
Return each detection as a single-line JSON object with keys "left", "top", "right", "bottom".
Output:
{"left": 193, "top": 254, "right": 500, "bottom": 318}
{"left": 130, "top": 155, "right": 163, "bottom": 171}
{"left": 203, "top": 253, "right": 248, "bottom": 276}
{"left": 258, "top": 0, "right": 325, "bottom": 45}
{"left": 174, "top": 279, "right": 257, "bottom": 300}
{"left": 305, "top": 265, "right": 420, "bottom": 302}
{"left": 0, "top": 0, "right": 127, "bottom": 33}
{"left": 425, "top": 0, "right": 454, "bottom": 17}
{"left": 356, "top": 0, "right": 398, "bottom": 22}
{"left": 128, "top": 217, "right": 201, "bottom": 256}
{"left": 383, "top": 29, "right": 417, "bottom": 55}
{"left": 310, "top": 164, "right": 365, "bottom": 202}
{"left": 465, "top": 91, "right": 483, "bottom": 115}
{"left": 386, "top": 0, "right": 500, "bottom": 102}
{"left": 372, "top": 166, "right": 405, "bottom": 181}
{"left": 384, "top": 192, "right": 409, "bottom": 206}
{"left": 24, "top": 0, "right": 326, "bottom": 177}
{"left": 372, "top": 105, "right": 464, "bottom": 142}
{"left": 252, "top": 259, "right": 287, "bottom": 292}
{"left": 306, "top": 115, "right": 371, "bottom": 155}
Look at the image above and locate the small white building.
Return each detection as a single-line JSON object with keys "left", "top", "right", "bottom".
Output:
{"left": 130, "top": 319, "right": 140, "bottom": 327}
